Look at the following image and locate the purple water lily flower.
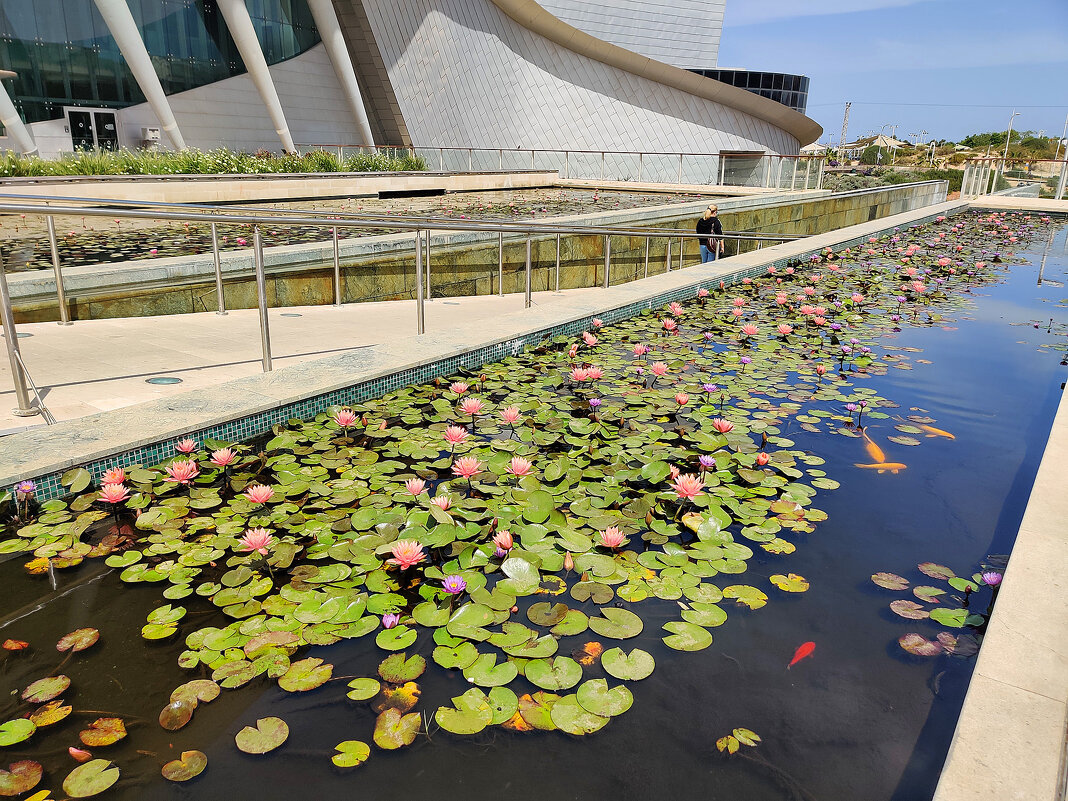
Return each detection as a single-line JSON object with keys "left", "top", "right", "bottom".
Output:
{"left": 589, "top": 398, "right": 602, "bottom": 408}
{"left": 981, "top": 571, "right": 1003, "bottom": 587}
{"left": 699, "top": 455, "right": 716, "bottom": 469}
{"left": 14, "top": 480, "right": 35, "bottom": 496}
{"left": 740, "top": 356, "right": 752, "bottom": 365}
{"left": 845, "top": 403, "right": 858, "bottom": 413}
{"left": 442, "top": 575, "right": 468, "bottom": 595}
{"left": 382, "top": 613, "right": 400, "bottom": 629}
{"left": 702, "top": 383, "right": 718, "bottom": 394}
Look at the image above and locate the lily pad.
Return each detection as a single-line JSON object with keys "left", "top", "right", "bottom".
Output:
{"left": 600, "top": 647, "right": 655, "bottom": 680}
{"left": 525, "top": 657, "right": 583, "bottom": 691}
{"left": 79, "top": 718, "right": 126, "bottom": 747}
{"left": 372, "top": 709, "right": 421, "bottom": 750}
{"left": 486, "top": 687, "right": 519, "bottom": 725}
{"left": 890, "top": 600, "right": 929, "bottom": 619}
{"left": 576, "top": 679, "right": 633, "bottom": 717}
{"left": 527, "top": 602, "right": 568, "bottom": 626}
{"left": 549, "top": 694, "right": 610, "bottom": 735}
{"left": 278, "top": 657, "right": 333, "bottom": 692}
{"left": 331, "top": 740, "right": 371, "bottom": 768}
{"left": 0, "top": 760, "right": 42, "bottom": 795}
{"left": 918, "top": 562, "right": 955, "bottom": 580}
{"left": 462, "top": 654, "right": 519, "bottom": 687}
{"left": 769, "top": 573, "right": 809, "bottom": 592}
{"left": 21, "top": 676, "right": 70, "bottom": 704}
{"left": 346, "top": 678, "right": 382, "bottom": 701}
{"left": 28, "top": 700, "right": 72, "bottom": 728}
{"left": 161, "top": 750, "right": 207, "bottom": 782}
{"left": 913, "top": 585, "right": 946, "bottom": 603}
{"left": 518, "top": 692, "right": 560, "bottom": 731}
{"left": 433, "top": 642, "right": 479, "bottom": 670}
{"left": 871, "top": 572, "right": 909, "bottom": 590}
{"left": 722, "top": 585, "right": 768, "bottom": 610}
{"left": 378, "top": 653, "right": 426, "bottom": 683}
{"left": 371, "top": 682, "right": 421, "bottom": 714}
{"left": 235, "top": 717, "right": 289, "bottom": 754}
{"left": 929, "top": 607, "right": 968, "bottom": 628}
{"left": 63, "top": 760, "right": 119, "bottom": 798}
{"left": 0, "top": 720, "right": 35, "bottom": 748}
{"left": 56, "top": 628, "right": 100, "bottom": 653}
{"left": 898, "top": 633, "right": 943, "bottom": 656}
{"left": 662, "top": 621, "right": 714, "bottom": 651}
{"left": 588, "top": 608, "right": 643, "bottom": 639}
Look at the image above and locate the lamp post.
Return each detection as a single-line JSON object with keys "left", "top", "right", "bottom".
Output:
{"left": 876, "top": 123, "right": 897, "bottom": 168}
{"left": 998, "top": 110, "right": 1020, "bottom": 185}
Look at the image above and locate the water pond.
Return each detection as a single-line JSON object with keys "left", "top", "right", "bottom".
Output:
{"left": 0, "top": 210, "right": 1065, "bottom": 801}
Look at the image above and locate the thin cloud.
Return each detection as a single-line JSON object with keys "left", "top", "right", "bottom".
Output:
{"left": 724, "top": 0, "right": 936, "bottom": 26}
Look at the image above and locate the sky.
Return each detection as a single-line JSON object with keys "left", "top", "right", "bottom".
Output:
{"left": 717, "top": 0, "right": 1068, "bottom": 146}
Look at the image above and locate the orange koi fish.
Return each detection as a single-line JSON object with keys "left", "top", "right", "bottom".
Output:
{"left": 917, "top": 424, "right": 955, "bottom": 440}
{"left": 788, "top": 641, "right": 815, "bottom": 669}
{"left": 854, "top": 462, "right": 907, "bottom": 474}
{"left": 861, "top": 430, "right": 887, "bottom": 463}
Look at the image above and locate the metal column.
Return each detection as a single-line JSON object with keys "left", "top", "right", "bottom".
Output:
{"left": 332, "top": 226, "right": 342, "bottom": 305}
{"left": 498, "top": 232, "right": 504, "bottom": 296}
{"left": 0, "top": 256, "right": 37, "bottom": 417}
{"left": 414, "top": 231, "right": 425, "bottom": 334}
{"left": 210, "top": 222, "right": 227, "bottom": 314}
{"left": 46, "top": 216, "right": 71, "bottom": 325}
{"left": 425, "top": 230, "right": 432, "bottom": 299}
{"left": 252, "top": 227, "right": 272, "bottom": 372}
{"left": 602, "top": 236, "right": 610, "bottom": 289}
{"left": 524, "top": 237, "right": 532, "bottom": 308}
{"left": 665, "top": 240, "right": 671, "bottom": 272}
{"left": 644, "top": 238, "right": 650, "bottom": 278}
{"left": 555, "top": 233, "right": 561, "bottom": 292}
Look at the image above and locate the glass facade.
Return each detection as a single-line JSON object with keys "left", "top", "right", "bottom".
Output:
{"left": 690, "top": 69, "right": 809, "bottom": 114}
{"left": 0, "top": 0, "right": 320, "bottom": 127}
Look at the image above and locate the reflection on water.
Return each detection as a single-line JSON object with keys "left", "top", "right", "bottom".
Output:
{"left": 0, "top": 215, "right": 1065, "bottom": 801}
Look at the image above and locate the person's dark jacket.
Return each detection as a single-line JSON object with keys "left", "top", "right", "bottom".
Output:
{"left": 696, "top": 216, "right": 722, "bottom": 248}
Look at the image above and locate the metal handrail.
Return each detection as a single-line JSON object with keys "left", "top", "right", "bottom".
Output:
{"left": 0, "top": 196, "right": 805, "bottom": 420}
{"left": 12, "top": 351, "right": 55, "bottom": 425}
{"left": 295, "top": 142, "right": 826, "bottom": 160}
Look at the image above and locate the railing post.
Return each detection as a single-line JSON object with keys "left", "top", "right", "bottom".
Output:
{"left": 524, "top": 237, "right": 532, "bottom": 309}
{"left": 425, "top": 229, "right": 432, "bottom": 299}
{"left": 600, "top": 152, "right": 605, "bottom": 180}
{"left": 817, "top": 159, "right": 825, "bottom": 190}
{"left": 804, "top": 158, "right": 812, "bottom": 189}
{"left": 719, "top": 156, "right": 726, "bottom": 186}
{"left": 46, "top": 216, "right": 72, "bottom": 325}
{"left": 678, "top": 154, "right": 683, "bottom": 184}
{"left": 678, "top": 236, "right": 683, "bottom": 270}
{"left": 0, "top": 255, "right": 37, "bottom": 417}
{"left": 439, "top": 149, "right": 444, "bottom": 171}
{"left": 555, "top": 233, "right": 561, "bottom": 292}
{"left": 210, "top": 221, "right": 227, "bottom": 315}
{"left": 790, "top": 158, "right": 798, "bottom": 191}
{"left": 665, "top": 240, "right": 671, "bottom": 272}
{"left": 332, "top": 226, "right": 342, "bottom": 306}
{"left": 602, "top": 235, "right": 610, "bottom": 288}
{"left": 468, "top": 148, "right": 472, "bottom": 172}
{"left": 498, "top": 232, "right": 504, "bottom": 296}
{"left": 644, "top": 237, "right": 649, "bottom": 278}
{"left": 531, "top": 150, "right": 535, "bottom": 170}
{"left": 414, "top": 230, "right": 425, "bottom": 334}
{"left": 1055, "top": 158, "right": 1067, "bottom": 201}
{"left": 252, "top": 226, "right": 272, "bottom": 373}
{"left": 499, "top": 149, "right": 503, "bottom": 170}
{"left": 637, "top": 153, "right": 643, "bottom": 182}
{"left": 775, "top": 157, "right": 783, "bottom": 189}
{"left": 564, "top": 151, "right": 569, "bottom": 179}
{"left": 763, "top": 158, "right": 772, "bottom": 188}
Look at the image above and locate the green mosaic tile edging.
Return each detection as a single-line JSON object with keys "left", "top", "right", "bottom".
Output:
{"left": 17, "top": 205, "right": 957, "bottom": 502}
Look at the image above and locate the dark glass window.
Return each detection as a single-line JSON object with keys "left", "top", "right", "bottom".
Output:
{"left": 0, "top": 0, "right": 321, "bottom": 125}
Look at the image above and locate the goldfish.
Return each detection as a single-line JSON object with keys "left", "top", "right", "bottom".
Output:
{"left": 861, "top": 430, "right": 887, "bottom": 463}
{"left": 917, "top": 424, "right": 955, "bottom": 440}
{"left": 788, "top": 641, "right": 815, "bottom": 669}
{"left": 854, "top": 462, "right": 907, "bottom": 474}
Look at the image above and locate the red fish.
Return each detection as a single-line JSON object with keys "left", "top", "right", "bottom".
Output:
{"left": 788, "top": 641, "right": 815, "bottom": 669}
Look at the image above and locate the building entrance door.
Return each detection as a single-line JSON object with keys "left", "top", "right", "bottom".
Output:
{"left": 64, "top": 108, "right": 119, "bottom": 151}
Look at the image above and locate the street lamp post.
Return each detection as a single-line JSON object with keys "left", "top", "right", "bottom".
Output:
{"left": 999, "top": 109, "right": 1020, "bottom": 185}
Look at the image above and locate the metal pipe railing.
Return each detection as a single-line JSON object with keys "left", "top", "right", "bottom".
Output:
{"left": 13, "top": 350, "right": 56, "bottom": 424}
{"left": 210, "top": 221, "right": 227, "bottom": 315}
{"left": 252, "top": 226, "right": 272, "bottom": 372}
{"left": 0, "top": 255, "right": 37, "bottom": 418}
{"left": 45, "top": 216, "right": 72, "bottom": 326}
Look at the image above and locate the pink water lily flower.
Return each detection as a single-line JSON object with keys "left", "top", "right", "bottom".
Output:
{"left": 98, "top": 483, "right": 130, "bottom": 504}
{"left": 493, "top": 530, "right": 514, "bottom": 551}
{"left": 382, "top": 613, "right": 400, "bottom": 629}
{"left": 388, "top": 540, "right": 426, "bottom": 570}
{"left": 777, "top": 324, "right": 793, "bottom": 336}
{"left": 651, "top": 362, "right": 668, "bottom": 377}
{"left": 404, "top": 478, "right": 426, "bottom": 496}
{"left": 210, "top": 448, "right": 237, "bottom": 467}
{"left": 431, "top": 495, "right": 453, "bottom": 511}
{"left": 662, "top": 318, "right": 678, "bottom": 332}
{"left": 449, "top": 381, "right": 469, "bottom": 395}
{"left": 732, "top": 298, "right": 747, "bottom": 308}
{"left": 697, "top": 288, "right": 709, "bottom": 298}
{"left": 238, "top": 528, "right": 274, "bottom": 555}
{"left": 506, "top": 456, "right": 534, "bottom": 477}
{"left": 244, "top": 484, "right": 275, "bottom": 504}
{"left": 592, "top": 318, "right": 603, "bottom": 328}
{"left": 500, "top": 406, "right": 521, "bottom": 425}
{"left": 175, "top": 438, "right": 197, "bottom": 454}
{"left": 570, "top": 367, "right": 590, "bottom": 382}
{"left": 599, "top": 527, "right": 625, "bottom": 549}
{"left": 582, "top": 331, "right": 598, "bottom": 346}
{"left": 756, "top": 452, "right": 771, "bottom": 466}
{"left": 675, "top": 393, "right": 689, "bottom": 406}
{"left": 851, "top": 293, "right": 865, "bottom": 304}
{"left": 459, "top": 397, "right": 485, "bottom": 417}
{"left": 451, "top": 456, "right": 483, "bottom": 479}
{"left": 711, "top": 418, "right": 734, "bottom": 434}
{"left": 333, "top": 409, "right": 358, "bottom": 428}
{"left": 668, "top": 302, "right": 684, "bottom": 316}
{"left": 164, "top": 459, "right": 200, "bottom": 485}
{"left": 671, "top": 473, "right": 705, "bottom": 500}
{"left": 632, "top": 344, "right": 650, "bottom": 357}
{"left": 740, "top": 324, "right": 759, "bottom": 337}
{"left": 102, "top": 467, "right": 126, "bottom": 485}
{"left": 444, "top": 426, "right": 469, "bottom": 446}
{"left": 585, "top": 366, "right": 604, "bottom": 381}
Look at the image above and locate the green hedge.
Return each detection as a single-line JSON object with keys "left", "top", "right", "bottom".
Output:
{"left": 0, "top": 148, "right": 427, "bottom": 178}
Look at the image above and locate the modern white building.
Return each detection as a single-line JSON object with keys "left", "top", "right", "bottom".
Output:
{"left": 0, "top": 0, "right": 821, "bottom": 159}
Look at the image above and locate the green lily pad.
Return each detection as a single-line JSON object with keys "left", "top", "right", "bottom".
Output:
{"left": 22, "top": 675, "right": 70, "bottom": 703}
{"left": 278, "top": 657, "right": 333, "bottom": 692}
{"left": 0, "top": 760, "right": 42, "bottom": 795}
{"left": 0, "top": 719, "right": 36, "bottom": 747}
{"left": 570, "top": 581, "right": 613, "bottom": 604}
{"left": 63, "top": 759, "right": 119, "bottom": 798}
{"left": 551, "top": 609, "right": 589, "bottom": 636}
{"left": 525, "top": 657, "right": 583, "bottom": 691}
{"left": 681, "top": 603, "right": 727, "bottom": 628}
{"left": 161, "top": 750, "right": 207, "bottom": 782}
{"left": 375, "top": 626, "right": 417, "bottom": 651}
{"left": 601, "top": 647, "right": 655, "bottom": 680}
{"left": 346, "top": 678, "right": 382, "bottom": 701}
{"left": 373, "top": 709, "right": 421, "bottom": 750}
{"left": 576, "top": 679, "right": 633, "bottom": 717}
{"left": 588, "top": 608, "right": 643, "bottom": 639}
{"left": 662, "top": 621, "right": 713, "bottom": 651}
{"left": 462, "top": 653, "right": 519, "bottom": 687}
{"left": 871, "top": 572, "right": 909, "bottom": 590}
{"left": 890, "top": 600, "right": 929, "bottom": 619}
{"left": 434, "top": 690, "right": 493, "bottom": 735}
{"left": 378, "top": 653, "right": 427, "bottom": 683}
{"left": 235, "top": 717, "right": 289, "bottom": 754}
{"left": 918, "top": 562, "right": 955, "bottom": 580}
{"left": 56, "top": 628, "right": 100, "bottom": 653}
{"left": 331, "top": 740, "right": 370, "bottom": 768}
{"left": 929, "top": 607, "right": 968, "bottom": 628}
{"left": 527, "top": 602, "right": 569, "bottom": 626}
{"left": 769, "top": 573, "right": 809, "bottom": 593}
{"left": 722, "top": 585, "right": 768, "bottom": 610}
{"left": 486, "top": 687, "right": 520, "bottom": 724}
{"left": 913, "top": 585, "right": 946, "bottom": 603}
{"left": 522, "top": 490, "right": 555, "bottom": 523}
{"left": 433, "top": 642, "right": 479, "bottom": 670}
{"left": 549, "top": 694, "right": 610, "bottom": 735}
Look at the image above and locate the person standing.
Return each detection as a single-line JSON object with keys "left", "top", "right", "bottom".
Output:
{"left": 697, "top": 204, "right": 723, "bottom": 263}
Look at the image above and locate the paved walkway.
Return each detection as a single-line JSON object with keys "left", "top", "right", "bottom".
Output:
{"left": 0, "top": 288, "right": 599, "bottom": 432}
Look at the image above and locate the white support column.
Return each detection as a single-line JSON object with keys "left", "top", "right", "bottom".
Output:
{"left": 216, "top": 0, "right": 295, "bottom": 153}
{"left": 306, "top": 0, "right": 374, "bottom": 146}
{"left": 0, "top": 77, "right": 36, "bottom": 154}
{"left": 93, "top": 0, "right": 186, "bottom": 150}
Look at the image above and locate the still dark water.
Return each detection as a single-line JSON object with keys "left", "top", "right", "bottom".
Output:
{"left": 0, "top": 220, "right": 1065, "bottom": 801}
